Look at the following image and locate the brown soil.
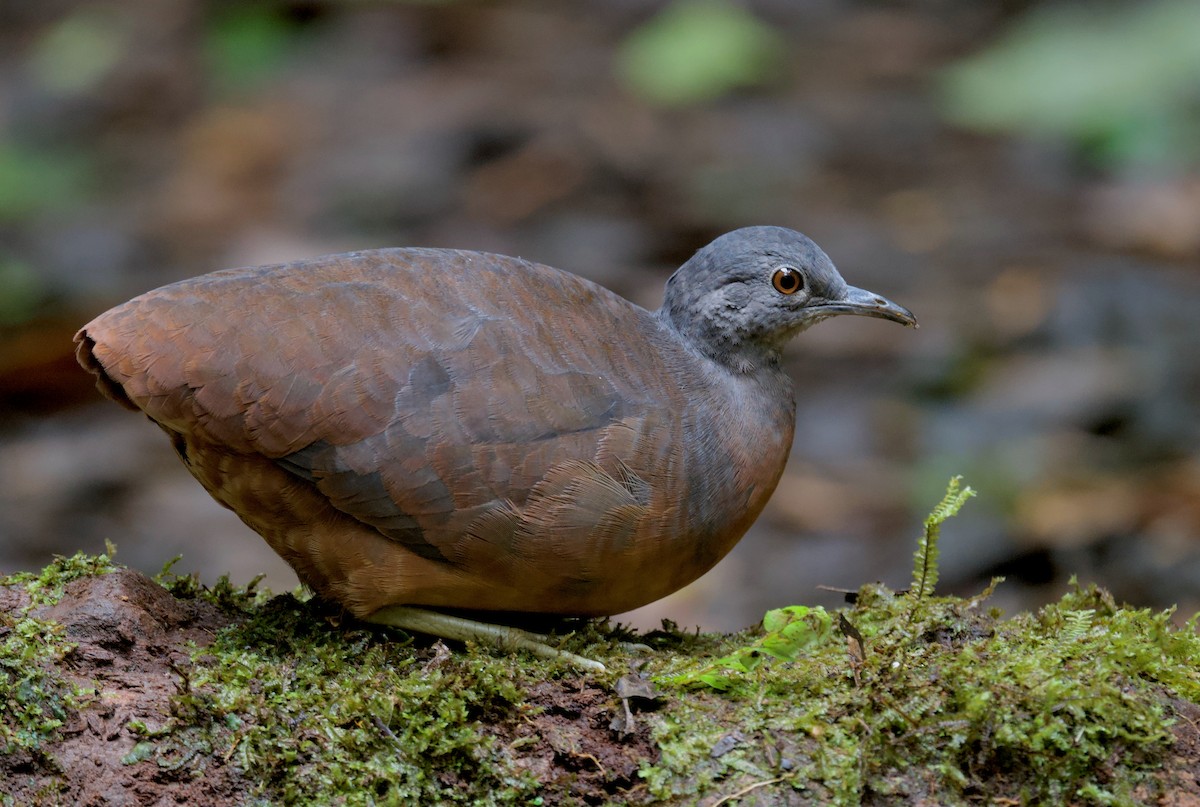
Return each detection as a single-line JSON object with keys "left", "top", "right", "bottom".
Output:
{"left": 501, "top": 679, "right": 658, "bottom": 803}
{"left": 1150, "top": 699, "right": 1200, "bottom": 806}
{"left": 2, "top": 570, "right": 246, "bottom": 805}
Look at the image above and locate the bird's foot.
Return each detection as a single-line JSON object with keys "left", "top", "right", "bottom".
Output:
{"left": 365, "top": 605, "right": 607, "bottom": 672}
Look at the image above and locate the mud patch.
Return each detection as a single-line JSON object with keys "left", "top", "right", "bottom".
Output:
{"left": 495, "top": 678, "right": 659, "bottom": 804}
{"left": 1147, "top": 698, "right": 1200, "bottom": 805}
{"left": 2, "top": 569, "right": 245, "bottom": 805}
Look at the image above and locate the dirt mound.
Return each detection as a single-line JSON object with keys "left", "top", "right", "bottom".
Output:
{"left": 3, "top": 569, "right": 246, "bottom": 805}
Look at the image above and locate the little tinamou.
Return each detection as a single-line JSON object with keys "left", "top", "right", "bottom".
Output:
{"left": 76, "top": 226, "right": 916, "bottom": 669}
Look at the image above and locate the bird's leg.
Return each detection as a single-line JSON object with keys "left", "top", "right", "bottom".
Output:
{"left": 365, "top": 605, "right": 608, "bottom": 672}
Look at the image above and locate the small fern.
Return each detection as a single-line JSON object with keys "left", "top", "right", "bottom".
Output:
{"left": 1048, "top": 608, "right": 1096, "bottom": 659}
{"left": 911, "top": 476, "right": 976, "bottom": 600}
{"left": 1061, "top": 609, "right": 1095, "bottom": 642}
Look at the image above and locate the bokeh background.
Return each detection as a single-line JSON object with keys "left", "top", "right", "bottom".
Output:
{"left": 2, "top": 0, "right": 1199, "bottom": 630}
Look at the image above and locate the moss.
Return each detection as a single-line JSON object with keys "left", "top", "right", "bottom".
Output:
{"left": 151, "top": 594, "right": 559, "bottom": 804}
{"left": 640, "top": 577, "right": 1200, "bottom": 805}
{"left": 155, "top": 554, "right": 272, "bottom": 614}
{"left": 3, "top": 546, "right": 120, "bottom": 608}
{"left": 0, "top": 548, "right": 118, "bottom": 756}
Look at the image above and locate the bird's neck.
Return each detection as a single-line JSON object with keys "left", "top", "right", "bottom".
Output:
{"left": 655, "top": 305, "right": 784, "bottom": 375}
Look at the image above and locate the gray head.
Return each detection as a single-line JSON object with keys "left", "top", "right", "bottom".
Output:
{"left": 658, "top": 226, "right": 916, "bottom": 373}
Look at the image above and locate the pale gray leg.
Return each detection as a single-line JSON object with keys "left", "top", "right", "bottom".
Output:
{"left": 366, "top": 605, "right": 607, "bottom": 672}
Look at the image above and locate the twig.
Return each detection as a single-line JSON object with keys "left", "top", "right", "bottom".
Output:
{"left": 709, "top": 775, "right": 788, "bottom": 806}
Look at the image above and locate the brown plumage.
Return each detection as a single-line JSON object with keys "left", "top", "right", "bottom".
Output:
{"left": 76, "top": 227, "right": 915, "bottom": 624}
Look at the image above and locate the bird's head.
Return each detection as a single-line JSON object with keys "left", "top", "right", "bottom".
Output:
{"left": 659, "top": 226, "right": 917, "bottom": 372}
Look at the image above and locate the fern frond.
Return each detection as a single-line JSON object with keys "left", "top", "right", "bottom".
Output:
{"left": 911, "top": 476, "right": 976, "bottom": 600}
{"left": 1061, "top": 609, "right": 1095, "bottom": 644}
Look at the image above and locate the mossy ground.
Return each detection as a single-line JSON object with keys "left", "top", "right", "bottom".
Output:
{"left": 642, "top": 580, "right": 1200, "bottom": 805}
{"left": 2, "top": 549, "right": 1199, "bottom": 805}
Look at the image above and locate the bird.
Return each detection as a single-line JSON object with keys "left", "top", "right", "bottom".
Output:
{"left": 75, "top": 226, "right": 916, "bottom": 670}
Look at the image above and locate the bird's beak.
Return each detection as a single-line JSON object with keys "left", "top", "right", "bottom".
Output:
{"left": 816, "top": 285, "right": 918, "bottom": 328}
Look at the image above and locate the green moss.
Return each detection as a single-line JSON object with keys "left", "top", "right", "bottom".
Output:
{"left": 637, "top": 480, "right": 1199, "bottom": 804}
{"left": 0, "top": 548, "right": 118, "bottom": 755}
{"left": 151, "top": 595, "right": 553, "bottom": 804}
{"left": 4, "top": 545, "right": 120, "bottom": 608}
{"left": 640, "top": 579, "right": 1199, "bottom": 805}
{"left": 0, "top": 616, "right": 75, "bottom": 755}
{"left": 154, "top": 554, "right": 272, "bottom": 614}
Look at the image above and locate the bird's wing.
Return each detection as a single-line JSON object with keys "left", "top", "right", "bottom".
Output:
{"left": 77, "top": 249, "right": 682, "bottom": 566}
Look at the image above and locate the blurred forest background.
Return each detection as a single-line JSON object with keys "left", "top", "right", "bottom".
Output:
{"left": 2, "top": 0, "right": 1199, "bottom": 631}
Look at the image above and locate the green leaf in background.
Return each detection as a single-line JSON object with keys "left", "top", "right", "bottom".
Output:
{"left": 940, "top": 0, "right": 1200, "bottom": 170}
{"left": 205, "top": 7, "right": 304, "bottom": 96}
{"left": 0, "top": 257, "right": 44, "bottom": 327}
{"left": 28, "top": 6, "right": 130, "bottom": 95}
{"left": 0, "top": 142, "right": 93, "bottom": 222}
{"left": 618, "top": 0, "right": 784, "bottom": 107}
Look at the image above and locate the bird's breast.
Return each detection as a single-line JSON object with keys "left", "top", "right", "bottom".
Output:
{"left": 582, "top": 364, "right": 796, "bottom": 610}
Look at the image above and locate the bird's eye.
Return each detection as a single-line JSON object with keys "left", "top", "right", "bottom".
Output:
{"left": 771, "top": 266, "right": 803, "bottom": 295}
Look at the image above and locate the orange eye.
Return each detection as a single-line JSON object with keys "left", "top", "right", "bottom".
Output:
{"left": 771, "top": 267, "right": 803, "bottom": 295}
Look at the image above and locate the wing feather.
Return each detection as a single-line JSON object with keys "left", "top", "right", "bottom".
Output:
{"left": 78, "top": 248, "right": 681, "bottom": 568}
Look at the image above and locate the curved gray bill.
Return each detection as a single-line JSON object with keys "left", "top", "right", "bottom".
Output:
{"left": 818, "top": 285, "right": 918, "bottom": 328}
